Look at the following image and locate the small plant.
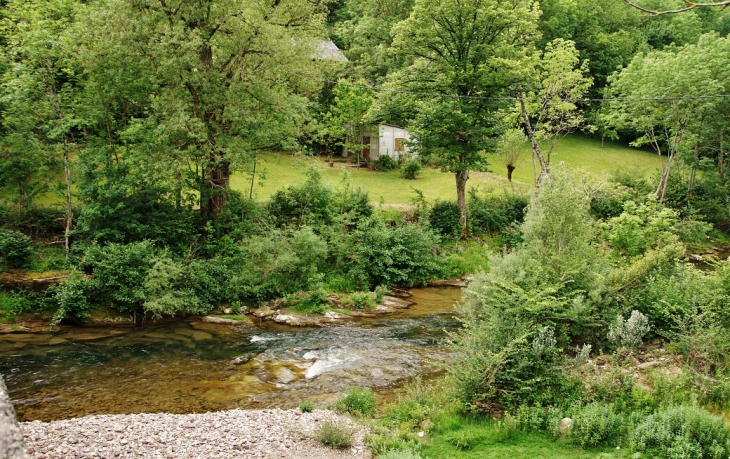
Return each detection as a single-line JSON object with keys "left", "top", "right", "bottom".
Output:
{"left": 569, "top": 403, "right": 626, "bottom": 448}
{"left": 315, "top": 419, "right": 354, "bottom": 449}
{"left": 334, "top": 387, "right": 377, "bottom": 417}
{"left": 373, "top": 154, "right": 397, "bottom": 171}
{"left": 299, "top": 399, "right": 315, "bottom": 413}
{"left": 608, "top": 310, "right": 650, "bottom": 352}
{"left": 446, "top": 429, "right": 480, "bottom": 450}
{"left": 349, "top": 291, "right": 375, "bottom": 309}
{"left": 400, "top": 158, "right": 421, "bottom": 180}
{"left": 374, "top": 285, "right": 390, "bottom": 303}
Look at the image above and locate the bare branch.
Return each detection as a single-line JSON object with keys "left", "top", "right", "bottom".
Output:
{"left": 624, "top": 0, "right": 730, "bottom": 15}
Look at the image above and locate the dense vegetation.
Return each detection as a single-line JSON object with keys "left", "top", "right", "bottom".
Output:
{"left": 2, "top": 0, "right": 730, "bottom": 457}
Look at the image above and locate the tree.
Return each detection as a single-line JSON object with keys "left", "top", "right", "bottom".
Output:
{"left": 516, "top": 39, "right": 593, "bottom": 186}
{"left": 79, "top": 0, "right": 328, "bottom": 220}
{"left": 624, "top": 0, "right": 730, "bottom": 15}
{"left": 496, "top": 129, "right": 527, "bottom": 183}
{"left": 602, "top": 34, "right": 729, "bottom": 201}
{"left": 0, "top": 0, "right": 83, "bottom": 252}
{"left": 323, "top": 80, "right": 374, "bottom": 167}
{"left": 385, "top": 0, "right": 540, "bottom": 238}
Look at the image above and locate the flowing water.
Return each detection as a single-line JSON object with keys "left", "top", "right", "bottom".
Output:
{"left": 0, "top": 287, "right": 462, "bottom": 422}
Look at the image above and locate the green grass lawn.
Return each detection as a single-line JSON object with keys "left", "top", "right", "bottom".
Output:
{"left": 419, "top": 430, "right": 629, "bottom": 459}
{"left": 231, "top": 134, "right": 660, "bottom": 205}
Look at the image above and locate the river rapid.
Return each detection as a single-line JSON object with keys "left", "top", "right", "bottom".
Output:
{"left": 0, "top": 287, "right": 462, "bottom": 422}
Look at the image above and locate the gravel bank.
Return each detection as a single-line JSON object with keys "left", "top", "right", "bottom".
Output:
{"left": 21, "top": 409, "right": 372, "bottom": 459}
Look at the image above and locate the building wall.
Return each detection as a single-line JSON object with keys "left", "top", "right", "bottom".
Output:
{"left": 377, "top": 125, "right": 412, "bottom": 161}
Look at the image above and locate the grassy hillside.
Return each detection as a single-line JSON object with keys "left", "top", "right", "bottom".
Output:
{"left": 231, "top": 134, "right": 660, "bottom": 205}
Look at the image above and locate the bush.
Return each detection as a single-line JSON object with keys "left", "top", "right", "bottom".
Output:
{"left": 429, "top": 201, "right": 461, "bottom": 237}
{"left": 268, "top": 166, "right": 333, "bottom": 228}
{"left": 352, "top": 219, "right": 443, "bottom": 288}
{"left": 608, "top": 310, "right": 651, "bottom": 352}
{"left": 467, "top": 190, "right": 528, "bottom": 235}
{"left": 631, "top": 406, "right": 730, "bottom": 459}
{"left": 0, "top": 229, "right": 34, "bottom": 269}
{"left": 315, "top": 420, "right": 354, "bottom": 449}
{"left": 373, "top": 154, "right": 397, "bottom": 171}
{"left": 569, "top": 403, "right": 626, "bottom": 448}
{"left": 400, "top": 158, "right": 421, "bottom": 180}
{"left": 299, "top": 400, "right": 315, "bottom": 413}
{"left": 374, "top": 285, "right": 390, "bottom": 303}
{"left": 349, "top": 291, "right": 375, "bottom": 309}
{"left": 0, "top": 291, "right": 33, "bottom": 321}
{"left": 334, "top": 388, "right": 377, "bottom": 417}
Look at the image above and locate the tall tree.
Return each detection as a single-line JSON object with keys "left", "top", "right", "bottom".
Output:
{"left": 322, "top": 79, "right": 374, "bottom": 166}
{"left": 385, "top": 0, "right": 540, "bottom": 238}
{"left": 0, "top": 0, "right": 83, "bottom": 251}
{"left": 80, "top": 0, "right": 328, "bottom": 219}
{"left": 602, "top": 34, "right": 729, "bottom": 201}
{"left": 517, "top": 39, "right": 593, "bottom": 186}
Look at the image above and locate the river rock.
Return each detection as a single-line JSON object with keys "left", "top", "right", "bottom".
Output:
{"left": 559, "top": 418, "right": 573, "bottom": 435}
{"left": 201, "top": 316, "right": 248, "bottom": 325}
{"left": 252, "top": 306, "right": 277, "bottom": 318}
{"left": 273, "top": 367, "right": 299, "bottom": 384}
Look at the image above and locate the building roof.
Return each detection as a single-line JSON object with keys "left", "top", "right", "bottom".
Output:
{"left": 317, "top": 40, "right": 349, "bottom": 62}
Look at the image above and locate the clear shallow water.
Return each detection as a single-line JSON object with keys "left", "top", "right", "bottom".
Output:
{"left": 0, "top": 287, "right": 461, "bottom": 422}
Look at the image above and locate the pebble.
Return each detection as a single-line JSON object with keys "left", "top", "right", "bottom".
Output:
{"left": 21, "top": 409, "right": 371, "bottom": 459}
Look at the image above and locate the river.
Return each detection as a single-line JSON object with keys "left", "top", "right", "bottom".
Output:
{"left": 0, "top": 287, "right": 462, "bottom": 422}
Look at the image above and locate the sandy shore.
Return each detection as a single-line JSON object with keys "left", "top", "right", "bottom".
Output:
{"left": 21, "top": 409, "right": 371, "bottom": 459}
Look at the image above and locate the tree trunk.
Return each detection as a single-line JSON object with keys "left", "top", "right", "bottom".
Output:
{"left": 62, "top": 150, "right": 73, "bottom": 256}
{"left": 456, "top": 169, "right": 469, "bottom": 239}
{"left": 249, "top": 158, "right": 257, "bottom": 199}
{"left": 507, "top": 165, "right": 515, "bottom": 182}
{"left": 519, "top": 98, "right": 548, "bottom": 186}
{"left": 203, "top": 159, "right": 230, "bottom": 219}
{"left": 720, "top": 136, "right": 725, "bottom": 180}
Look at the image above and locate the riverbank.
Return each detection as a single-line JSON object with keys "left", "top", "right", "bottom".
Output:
{"left": 21, "top": 408, "right": 371, "bottom": 459}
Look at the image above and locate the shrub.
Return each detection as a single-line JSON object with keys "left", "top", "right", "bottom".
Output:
{"left": 349, "top": 291, "right": 375, "bottom": 309}
{"left": 608, "top": 310, "right": 650, "bottom": 352}
{"left": 0, "top": 291, "right": 33, "bottom": 321}
{"left": 52, "top": 271, "right": 96, "bottom": 320}
{"left": 299, "top": 400, "right": 315, "bottom": 413}
{"left": 268, "top": 166, "right": 333, "bottom": 228}
{"left": 294, "top": 288, "right": 329, "bottom": 314}
{"left": 630, "top": 406, "right": 730, "bottom": 459}
{"left": 373, "top": 154, "right": 397, "bottom": 171}
{"left": 467, "top": 190, "right": 528, "bottom": 235}
{"left": 76, "top": 241, "right": 158, "bottom": 314}
{"left": 315, "top": 420, "right": 354, "bottom": 449}
{"left": 352, "top": 219, "right": 443, "bottom": 288}
{"left": 569, "top": 403, "right": 626, "bottom": 448}
{"left": 429, "top": 201, "right": 461, "bottom": 237}
{"left": 374, "top": 285, "right": 390, "bottom": 303}
{"left": 334, "top": 388, "right": 377, "bottom": 417}
{"left": 400, "top": 158, "right": 421, "bottom": 180}
{"left": 0, "top": 229, "right": 34, "bottom": 268}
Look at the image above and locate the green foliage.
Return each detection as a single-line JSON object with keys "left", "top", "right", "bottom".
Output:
{"left": 334, "top": 388, "right": 377, "bottom": 417}
{"left": 231, "top": 227, "right": 329, "bottom": 302}
{"left": 0, "top": 229, "right": 34, "bottom": 269}
{"left": 315, "top": 420, "right": 354, "bottom": 449}
{"left": 348, "top": 291, "right": 375, "bottom": 309}
{"left": 373, "top": 154, "right": 397, "bottom": 171}
{"left": 352, "top": 219, "right": 444, "bottom": 288}
{"left": 76, "top": 241, "right": 158, "bottom": 313}
{"left": 374, "top": 285, "right": 390, "bottom": 303}
{"left": 608, "top": 311, "right": 651, "bottom": 352}
{"left": 569, "top": 403, "right": 627, "bottom": 448}
{"left": 400, "top": 158, "right": 422, "bottom": 180}
{"left": 299, "top": 400, "right": 315, "bottom": 413}
{"left": 630, "top": 406, "right": 730, "bottom": 459}
{"left": 429, "top": 201, "right": 461, "bottom": 237}
{"left": 467, "top": 190, "right": 528, "bottom": 235}
{"left": 0, "top": 291, "right": 34, "bottom": 322}
{"left": 52, "top": 271, "right": 95, "bottom": 320}
{"left": 602, "top": 200, "right": 680, "bottom": 260}
{"left": 268, "top": 166, "right": 334, "bottom": 228}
